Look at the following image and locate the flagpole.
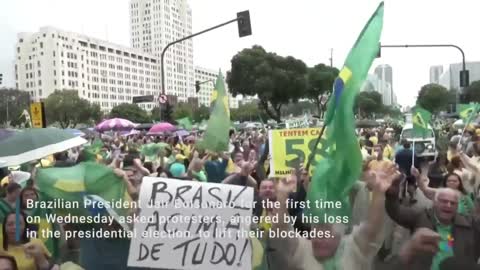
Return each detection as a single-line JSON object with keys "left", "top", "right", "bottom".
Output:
{"left": 411, "top": 139, "right": 415, "bottom": 168}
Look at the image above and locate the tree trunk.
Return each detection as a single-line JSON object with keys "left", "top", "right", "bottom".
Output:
{"left": 260, "top": 99, "right": 281, "bottom": 123}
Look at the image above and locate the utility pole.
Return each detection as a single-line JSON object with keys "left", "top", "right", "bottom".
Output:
{"left": 329, "top": 48, "right": 333, "bottom": 67}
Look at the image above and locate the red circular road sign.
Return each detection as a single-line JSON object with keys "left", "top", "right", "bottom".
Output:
{"left": 158, "top": 94, "right": 168, "bottom": 104}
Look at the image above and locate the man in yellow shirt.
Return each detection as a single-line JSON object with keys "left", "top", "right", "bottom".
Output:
{"left": 368, "top": 144, "right": 393, "bottom": 171}
{"left": 382, "top": 139, "right": 395, "bottom": 160}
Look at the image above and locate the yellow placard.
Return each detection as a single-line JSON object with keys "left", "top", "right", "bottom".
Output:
{"left": 268, "top": 128, "right": 327, "bottom": 177}
{"left": 30, "top": 102, "right": 45, "bottom": 128}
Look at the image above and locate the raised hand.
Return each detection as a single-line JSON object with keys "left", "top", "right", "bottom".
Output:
{"left": 372, "top": 164, "right": 400, "bottom": 193}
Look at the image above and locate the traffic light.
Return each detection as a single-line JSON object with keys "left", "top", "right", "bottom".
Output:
{"left": 376, "top": 43, "right": 381, "bottom": 58}
{"left": 195, "top": 80, "right": 201, "bottom": 93}
{"left": 460, "top": 70, "right": 470, "bottom": 88}
{"left": 237, "top": 10, "right": 252, "bottom": 38}
{"left": 0, "top": 73, "right": 3, "bottom": 85}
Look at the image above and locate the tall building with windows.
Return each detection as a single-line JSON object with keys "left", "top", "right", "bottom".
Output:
{"left": 15, "top": 26, "right": 161, "bottom": 112}
{"left": 194, "top": 66, "right": 239, "bottom": 109}
{"left": 439, "top": 62, "right": 480, "bottom": 90}
{"left": 130, "top": 0, "right": 194, "bottom": 102}
{"left": 374, "top": 64, "right": 396, "bottom": 106}
{"left": 429, "top": 65, "right": 443, "bottom": 84}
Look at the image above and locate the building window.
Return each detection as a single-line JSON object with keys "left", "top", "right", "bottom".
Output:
{"left": 38, "top": 80, "right": 41, "bottom": 86}
{"left": 54, "top": 80, "right": 57, "bottom": 85}
{"left": 38, "top": 70, "right": 41, "bottom": 76}
{"left": 40, "top": 42, "right": 43, "bottom": 49}
{"left": 37, "top": 61, "right": 41, "bottom": 67}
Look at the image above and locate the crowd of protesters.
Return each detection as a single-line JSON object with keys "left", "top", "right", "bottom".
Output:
{"left": 1, "top": 123, "right": 480, "bottom": 269}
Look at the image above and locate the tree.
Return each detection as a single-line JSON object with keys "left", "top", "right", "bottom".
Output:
{"left": 227, "top": 45, "right": 308, "bottom": 122}
{"left": 150, "top": 107, "right": 161, "bottom": 122}
{"left": 416, "top": 83, "right": 450, "bottom": 114}
{"left": 173, "top": 102, "right": 193, "bottom": 120}
{"left": 464, "top": 81, "right": 480, "bottom": 103}
{"left": 0, "top": 88, "right": 30, "bottom": 127}
{"left": 110, "top": 103, "right": 150, "bottom": 123}
{"left": 44, "top": 90, "right": 103, "bottom": 128}
{"left": 354, "top": 91, "right": 384, "bottom": 118}
{"left": 192, "top": 106, "right": 210, "bottom": 123}
{"left": 306, "top": 64, "right": 339, "bottom": 118}
{"left": 230, "top": 102, "right": 268, "bottom": 122}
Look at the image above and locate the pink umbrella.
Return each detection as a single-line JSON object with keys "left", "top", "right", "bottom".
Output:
{"left": 148, "top": 122, "right": 175, "bottom": 135}
{"left": 95, "top": 118, "right": 136, "bottom": 132}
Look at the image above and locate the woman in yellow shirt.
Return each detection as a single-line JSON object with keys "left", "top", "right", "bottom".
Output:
{"left": 1, "top": 213, "right": 51, "bottom": 270}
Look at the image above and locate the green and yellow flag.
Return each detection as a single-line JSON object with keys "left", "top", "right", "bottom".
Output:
{"left": 306, "top": 2, "right": 384, "bottom": 222}
{"left": 35, "top": 162, "right": 132, "bottom": 227}
{"left": 413, "top": 107, "right": 432, "bottom": 138}
{"left": 458, "top": 103, "right": 479, "bottom": 125}
{"left": 197, "top": 72, "right": 231, "bottom": 152}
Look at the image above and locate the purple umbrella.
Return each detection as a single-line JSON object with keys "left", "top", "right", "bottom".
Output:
{"left": 174, "top": 129, "right": 190, "bottom": 137}
{"left": 148, "top": 122, "right": 175, "bottom": 135}
{"left": 95, "top": 118, "right": 136, "bottom": 132}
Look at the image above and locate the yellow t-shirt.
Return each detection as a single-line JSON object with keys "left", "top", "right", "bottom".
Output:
{"left": 3, "top": 238, "right": 51, "bottom": 270}
{"left": 368, "top": 159, "right": 393, "bottom": 171}
{"left": 383, "top": 145, "right": 394, "bottom": 160}
{"left": 369, "top": 136, "right": 378, "bottom": 146}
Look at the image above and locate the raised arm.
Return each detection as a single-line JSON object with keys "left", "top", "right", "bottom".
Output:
{"left": 385, "top": 173, "right": 420, "bottom": 231}
{"left": 412, "top": 166, "right": 436, "bottom": 201}
{"left": 354, "top": 164, "right": 400, "bottom": 255}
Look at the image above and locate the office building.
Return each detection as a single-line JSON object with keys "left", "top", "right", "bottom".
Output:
{"left": 361, "top": 73, "right": 396, "bottom": 106}
{"left": 15, "top": 26, "right": 161, "bottom": 111}
{"left": 429, "top": 65, "right": 443, "bottom": 84}
{"left": 439, "top": 62, "right": 480, "bottom": 90}
{"left": 194, "top": 66, "right": 239, "bottom": 109}
{"left": 130, "top": 0, "right": 194, "bottom": 102}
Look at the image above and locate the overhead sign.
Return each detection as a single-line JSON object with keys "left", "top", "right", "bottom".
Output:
{"left": 158, "top": 94, "right": 168, "bottom": 104}
{"left": 132, "top": 95, "right": 154, "bottom": 103}
{"left": 268, "top": 128, "right": 327, "bottom": 177}
{"left": 30, "top": 102, "right": 46, "bottom": 128}
{"left": 127, "top": 177, "right": 254, "bottom": 270}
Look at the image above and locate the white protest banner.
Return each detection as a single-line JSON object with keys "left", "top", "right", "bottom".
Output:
{"left": 127, "top": 177, "right": 254, "bottom": 270}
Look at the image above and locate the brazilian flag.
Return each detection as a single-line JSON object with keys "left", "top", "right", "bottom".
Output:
{"left": 306, "top": 2, "right": 384, "bottom": 221}
{"left": 458, "top": 103, "right": 479, "bottom": 125}
{"left": 35, "top": 162, "right": 132, "bottom": 230}
{"left": 197, "top": 72, "right": 231, "bottom": 152}
{"left": 413, "top": 107, "right": 432, "bottom": 138}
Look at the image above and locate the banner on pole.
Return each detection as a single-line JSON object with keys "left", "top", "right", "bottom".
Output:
{"left": 127, "top": 177, "right": 254, "bottom": 270}
{"left": 268, "top": 128, "right": 327, "bottom": 177}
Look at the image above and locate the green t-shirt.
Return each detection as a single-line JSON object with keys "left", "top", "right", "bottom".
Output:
{"left": 431, "top": 219, "right": 454, "bottom": 270}
{"left": 457, "top": 194, "right": 474, "bottom": 215}
{"left": 192, "top": 170, "right": 207, "bottom": 182}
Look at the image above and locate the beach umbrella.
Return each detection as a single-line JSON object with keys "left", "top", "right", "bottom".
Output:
{"left": 0, "top": 128, "right": 87, "bottom": 167}
{"left": 95, "top": 118, "right": 136, "bottom": 132}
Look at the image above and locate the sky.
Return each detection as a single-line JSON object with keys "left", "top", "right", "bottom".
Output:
{"left": 1, "top": 0, "right": 479, "bottom": 106}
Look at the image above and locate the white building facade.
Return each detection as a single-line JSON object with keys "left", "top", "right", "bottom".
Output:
{"left": 429, "top": 65, "right": 443, "bottom": 84}
{"left": 194, "top": 66, "right": 239, "bottom": 109}
{"left": 439, "top": 62, "right": 480, "bottom": 90}
{"left": 361, "top": 73, "right": 396, "bottom": 106}
{"left": 130, "top": 0, "right": 194, "bottom": 102}
{"left": 15, "top": 27, "right": 162, "bottom": 112}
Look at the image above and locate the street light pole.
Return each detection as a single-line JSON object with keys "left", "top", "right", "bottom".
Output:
{"left": 161, "top": 18, "right": 238, "bottom": 95}
{"left": 380, "top": 43, "right": 469, "bottom": 103}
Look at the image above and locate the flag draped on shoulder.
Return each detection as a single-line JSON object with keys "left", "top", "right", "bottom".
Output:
{"left": 412, "top": 106, "right": 432, "bottom": 138}
{"left": 306, "top": 2, "right": 384, "bottom": 221}
{"left": 197, "top": 72, "right": 231, "bottom": 152}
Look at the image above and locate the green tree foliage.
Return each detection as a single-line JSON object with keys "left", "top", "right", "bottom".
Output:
{"left": 230, "top": 102, "right": 268, "bottom": 122}
{"left": 172, "top": 102, "right": 193, "bottom": 120}
{"left": 192, "top": 106, "right": 210, "bottom": 123}
{"left": 161, "top": 102, "right": 174, "bottom": 123}
{"left": 0, "top": 88, "right": 31, "bottom": 127}
{"left": 354, "top": 91, "right": 384, "bottom": 118}
{"left": 44, "top": 90, "right": 103, "bottom": 128}
{"left": 150, "top": 107, "right": 161, "bottom": 122}
{"left": 281, "top": 101, "right": 317, "bottom": 117}
{"left": 110, "top": 103, "right": 150, "bottom": 123}
{"left": 306, "top": 64, "right": 339, "bottom": 118}
{"left": 226, "top": 45, "right": 308, "bottom": 122}
{"left": 464, "top": 81, "right": 480, "bottom": 103}
{"left": 416, "top": 83, "right": 450, "bottom": 114}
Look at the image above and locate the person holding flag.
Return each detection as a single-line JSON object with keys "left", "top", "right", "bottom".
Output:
{"left": 267, "top": 2, "right": 390, "bottom": 270}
